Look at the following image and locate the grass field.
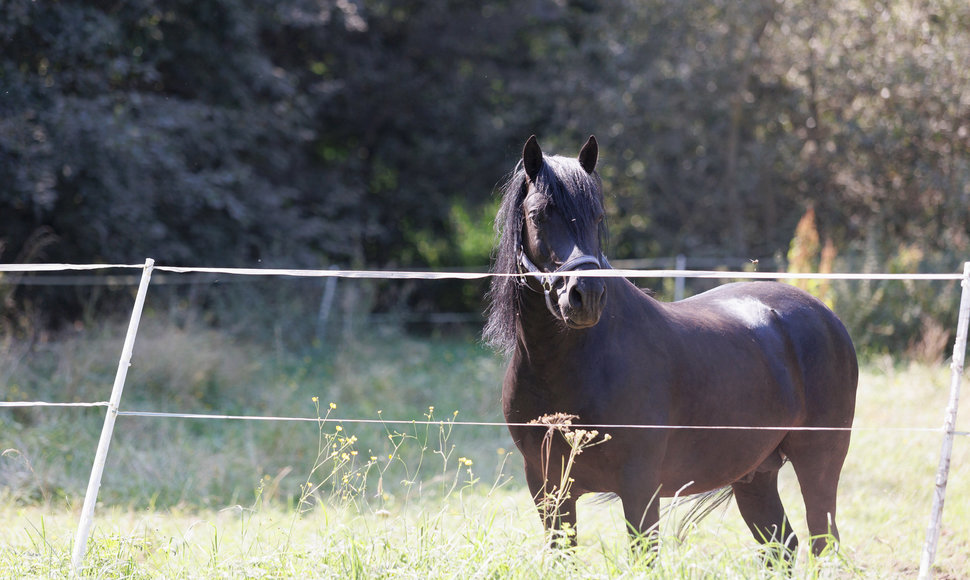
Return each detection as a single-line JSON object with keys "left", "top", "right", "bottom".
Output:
{"left": 1, "top": 320, "right": 969, "bottom": 578}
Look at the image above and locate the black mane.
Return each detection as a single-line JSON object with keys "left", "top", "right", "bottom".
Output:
{"left": 483, "top": 153, "right": 605, "bottom": 353}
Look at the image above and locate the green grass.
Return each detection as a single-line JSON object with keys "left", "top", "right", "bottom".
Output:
{"left": 2, "top": 319, "right": 969, "bottom": 577}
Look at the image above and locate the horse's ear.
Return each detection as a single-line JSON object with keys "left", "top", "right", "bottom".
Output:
{"left": 578, "top": 135, "right": 598, "bottom": 174}
{"left": 523, "top": 135, "right": 543, "bottom": 182}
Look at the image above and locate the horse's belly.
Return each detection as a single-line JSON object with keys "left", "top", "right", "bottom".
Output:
{"left": 658, "top": 430, "right": 785, "bottom": 494}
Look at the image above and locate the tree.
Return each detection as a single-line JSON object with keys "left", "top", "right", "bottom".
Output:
{"left": 2, "top": 0, "right": 968, "bottom": 353}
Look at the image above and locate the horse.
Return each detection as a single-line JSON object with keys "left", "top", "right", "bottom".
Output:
{"left": 484, "top": 135, "right": 858, "bottom": 563}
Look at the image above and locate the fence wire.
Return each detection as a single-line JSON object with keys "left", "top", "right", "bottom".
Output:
{"left": 2, "top": 261, "right": 968, "bottom": 437}
{"left": 2, "top": 262, "right": 965, "bottom": 281}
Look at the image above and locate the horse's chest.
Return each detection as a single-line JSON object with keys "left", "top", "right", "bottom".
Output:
{"left": 502, "top": 375, "right": 603, "bottom": 427}
{"left": 502, "top": 358, "right": 652, "bottom": 426}
{"left": 507, "top": 419, "right": 631, "bottom": 493}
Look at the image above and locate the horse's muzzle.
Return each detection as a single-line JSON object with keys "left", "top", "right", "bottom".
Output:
{"left": 559, "top": 274, "right": 607, "bottom": 328}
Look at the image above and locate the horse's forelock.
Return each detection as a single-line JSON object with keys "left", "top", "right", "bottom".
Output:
{"left": 538, "top": 155, "right": 605, "bottom": 248}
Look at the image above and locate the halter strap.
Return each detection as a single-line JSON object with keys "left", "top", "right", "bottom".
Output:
{"left": 517, "top": 248, "right": 607, "bottom": 320}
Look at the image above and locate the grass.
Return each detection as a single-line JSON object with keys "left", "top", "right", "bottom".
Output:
{"left": 1, "top": 317, "right": 969, "bottom": 578}
{"left": 0, "top": 488, "right": 859, "bottom": 578}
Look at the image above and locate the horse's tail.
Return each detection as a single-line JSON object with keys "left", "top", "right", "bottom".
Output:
{"left": 583, "top": 486, "right": 735, "bottom": 541}
{"left": 665, "top": 486, "right": 735, "bottom": 541}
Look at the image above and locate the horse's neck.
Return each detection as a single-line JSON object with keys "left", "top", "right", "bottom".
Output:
{"left": 512, "top": 287, "right": 603, "bottom": 370}
{"left": 516, "top": 280, "right": 615, "bottom": 377}
{"left": 513, "top": 278, "right": 667, "bottom": 366}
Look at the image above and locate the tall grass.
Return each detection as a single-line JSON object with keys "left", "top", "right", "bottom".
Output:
{"left": 0, "top": 315, "right": 509, "bottom": 507}
{"left": 1, "top": 319, "right": 969, "bottom": 577}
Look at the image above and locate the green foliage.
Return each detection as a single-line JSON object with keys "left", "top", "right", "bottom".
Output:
{"left": 0, "top": 0, "right": 535, "bottom": 273}
{"left": 779, "top": 206, "right": 962, "bottom": 361}
{"left": 831, "top": 241, "right": 962, "bottom": 362}
{"left": 405, "top": 201, "right": 497, "bottom": 269}
{"left": 2, "top": 0, "right": 969, "bottom": 350}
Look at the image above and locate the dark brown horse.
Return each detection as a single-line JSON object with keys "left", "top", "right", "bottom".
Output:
{"left": 484, "top": 135, "right": 858, "bottom": 562}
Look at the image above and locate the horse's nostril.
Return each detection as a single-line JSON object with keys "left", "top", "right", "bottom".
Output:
{"left": 569, "top": 285, "right": 584, "bottom": 309}
{"left": 568, "top": 280, "right": 606, "bottom": 311}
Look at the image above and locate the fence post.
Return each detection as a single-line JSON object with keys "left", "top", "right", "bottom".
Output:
{"left": 316, "top": 265, "right": 339, "bottom": 343}
{"left": 674, "top": 254, "right": 686, "bottom": 301}
{"left": 71, "top": 258, "right": 155, "bottom": 574}
{"left": 918, "top": 261, "right": 970, "bottom": 580}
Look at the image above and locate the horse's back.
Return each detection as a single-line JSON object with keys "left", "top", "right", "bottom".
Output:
{"left": 674, "top": 281, "right": 858, "bottom": 425}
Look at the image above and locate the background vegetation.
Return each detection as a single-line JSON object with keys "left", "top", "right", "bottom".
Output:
{"left": 2, "top": 0, "right": 970, "bottom": 355}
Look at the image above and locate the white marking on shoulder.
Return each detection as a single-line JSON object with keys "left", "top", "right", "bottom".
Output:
{"left": 717, "top": 296, "right": 773, "bottom": 328}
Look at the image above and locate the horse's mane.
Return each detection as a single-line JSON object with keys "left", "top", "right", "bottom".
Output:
{"left": 483, "top": 153, "right": 605, "bottom": 353}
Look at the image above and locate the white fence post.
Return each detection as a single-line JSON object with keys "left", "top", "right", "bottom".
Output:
{"left": 918, "top": 261, "right": 970, "bottom": 580}
{"left": 71, "top": 258, "right": 155, "bottom": 574}
{"left": 674, "top": 254, "right": 686, "bottom": 301}
{"left": 316, "top": 265, "right": 339, "bottom": 342}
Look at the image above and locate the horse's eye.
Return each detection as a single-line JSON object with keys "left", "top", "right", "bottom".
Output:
{"left": 528, "top": 209, "right": 545, "bottom": 225}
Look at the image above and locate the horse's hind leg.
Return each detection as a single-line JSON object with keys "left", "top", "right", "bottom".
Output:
{"left": 732, "top": 469, "right": 798, "bottom": 565}
{"left": 783, "top": 431, "right": 851, "bottom": 556}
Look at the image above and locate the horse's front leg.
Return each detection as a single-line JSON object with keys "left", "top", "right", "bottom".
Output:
{"left": 622, "top": 496, "right": 660, "bottom": 552}
{"left": 620, "top": 476, "right": 663, "bottom": 561}
{"left": 525, "top": 461, "right": 579, "bottom": 548}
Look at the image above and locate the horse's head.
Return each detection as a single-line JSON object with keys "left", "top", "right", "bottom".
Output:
{"left": 517, "top": 135, "right": 608, "bottom": 329}
{"left": 485, "top": 135, "right": 610, "bottom": 351}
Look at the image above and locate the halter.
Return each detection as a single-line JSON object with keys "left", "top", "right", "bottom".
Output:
{"left": 517, "top": 247, "right": 607, "bottom": 320}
